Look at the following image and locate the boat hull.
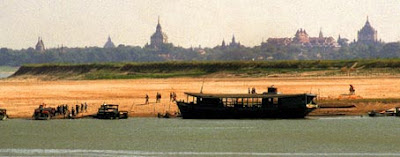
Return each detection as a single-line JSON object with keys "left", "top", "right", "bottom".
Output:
{"left": 177, "top": 102, "right": 315, "bottom": 119}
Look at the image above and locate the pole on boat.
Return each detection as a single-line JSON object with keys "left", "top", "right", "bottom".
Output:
{"left": 200, "top": 78, "right": 205, "bottom": 93}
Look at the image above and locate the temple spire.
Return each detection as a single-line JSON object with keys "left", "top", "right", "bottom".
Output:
{"left": 156, "top": 16, "right": 162, "bottom": 32}
{"left": 365, "top": 16, "right": 370, "bottom": 25}
{"left": 319, "top": 27, "right": 323, "bottom": 38}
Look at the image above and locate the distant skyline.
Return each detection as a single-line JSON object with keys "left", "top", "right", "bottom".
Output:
{"left": 1, "top": 0, "right": 400, "bottom": 49}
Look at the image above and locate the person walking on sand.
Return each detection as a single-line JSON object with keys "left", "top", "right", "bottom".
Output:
{"left": 84, "top": 102, "right": 88, "bottom": 112}
{"left": 251, "top": 87, "right": 256, "bottom": 94}
{"left": 349, "top": 84, "right": 355, "bottom": 95}
{"left": 156, "top": 92, "right": 161, "bottom": 103}
{"left": 145, "top": 94, "right": 149, "bottom": 104}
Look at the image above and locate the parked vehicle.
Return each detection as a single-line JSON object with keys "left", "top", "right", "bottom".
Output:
{"left": 33, "top": 104, "right": 56, "bottom": 120}
{"left": 0, "top": 109, "right": 8, "bottom": 120}
{"left": 95, "top": 104, "right": 128, "bottom": 119}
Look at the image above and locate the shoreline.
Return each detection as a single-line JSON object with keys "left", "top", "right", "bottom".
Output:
{"left": 1, "top": 114, "right": 392, "bottom": 120}
{"left": 1, "top": 77, "right": 400, "bottom": 119}
{"left": 3, "top": 101, "right": 398, "bottom": 119}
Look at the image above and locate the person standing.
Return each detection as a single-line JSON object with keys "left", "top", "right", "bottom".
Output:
{"left": 145, "top": 94, "right": 149, "bottom": 104}
{"left": 71, "top": 107, "right": 75, "bottom": 117}
{"left": 172, "top": 92, "right": 177, "bottom": 102}
{"left": 349, "top": 84, "right": 355, "bottom": 95}
{"left": 84, "top": 102, "right": 88, "bottom": 112}
{"left": 156, "top": 92, "right": 161, "bottom": 103}
{"left": 76, "top": 104, "right": 79, "bottom": 114}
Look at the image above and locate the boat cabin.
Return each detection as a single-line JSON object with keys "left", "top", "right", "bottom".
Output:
{"left": 183, "top": 92, "right": 316, "bottom": 109}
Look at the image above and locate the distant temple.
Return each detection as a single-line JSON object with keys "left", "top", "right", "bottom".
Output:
{"left": 35, "top": 37, "right": 45, "bottom": 52}
{"left": 148, "top": 17, "right": 168, "bottom": 49}
{"left": 357, "top": 17, "right": 378, "bottom": 44}
{"left": 103, "top": 36, "right": 116, "bottom": 48}
{"left": 337, "top": 34, "right": 349, "bottom": 47}
{"left": 267, "top": 28, "right": 339, "bottom": 48}
{"left": 220, "top": 35, "right": 242, "bottom": 49}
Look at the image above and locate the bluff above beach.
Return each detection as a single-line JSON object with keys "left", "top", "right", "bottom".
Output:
{"left": 9, "top": 60, "right": 400, "bottom": 80}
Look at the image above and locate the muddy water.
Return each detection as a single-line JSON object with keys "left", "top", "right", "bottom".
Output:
{"left": 0, "top": 117, "right": 400, "bottom": 156}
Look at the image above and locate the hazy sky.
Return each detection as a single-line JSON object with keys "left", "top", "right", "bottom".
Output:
{"left": 1, "top": 0, "right": 400, "bottom": 49}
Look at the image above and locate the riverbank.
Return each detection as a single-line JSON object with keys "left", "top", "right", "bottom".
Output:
{"left": 1, "top": 77, "right": 400, "bottom": 118}
{"left": 10, "top": 60, "right": 400, "bottom": 80}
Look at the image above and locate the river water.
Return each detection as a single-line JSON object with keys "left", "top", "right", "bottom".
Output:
{"left": 0, "top": 117, "right": 399, "bottom": 156}
{"left": 0, "top": 73, "right": 12, "bottom": 78}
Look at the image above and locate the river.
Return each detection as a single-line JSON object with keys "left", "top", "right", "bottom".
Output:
{"left": 0, "top": 72, "right": 12, "bottom": 78}
{"left": 0, "top": 117, "right": 399, "bottom": 156}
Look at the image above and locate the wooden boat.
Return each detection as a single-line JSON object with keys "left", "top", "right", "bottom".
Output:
{"left": 368, "top": 107, "right": 400, "bottom": 117}
{"left": 177, "top": 86, "right": 318, "bottom": 119}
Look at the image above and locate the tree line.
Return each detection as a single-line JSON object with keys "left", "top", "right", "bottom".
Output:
{"left": 1, "top": 42, "right": 400, "bottom": 66}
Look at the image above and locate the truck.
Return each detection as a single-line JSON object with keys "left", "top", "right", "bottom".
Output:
{"left": 95, "top": 104, "right": 128, "bottom": 119}
{"left": 33, "top": 104, "right": 56, "bottom": 120}
{"left": 0, "top": 109, "right": 7, "bottom": 120}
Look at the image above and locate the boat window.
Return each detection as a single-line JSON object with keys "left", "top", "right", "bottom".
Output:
{"left": 236, "top": 98, "right": 242, "bottom": 105}
{"left": 273, "top": 98, "right": 279, "bottom": 105}
{"left": 194, "top": 97, "right": 197, "bottom": 104}
{"left": 222, "top": 98, "right": 236, "bottom": 107}
{"left": 200, "top": 98, "right": 221, "bottom": 105}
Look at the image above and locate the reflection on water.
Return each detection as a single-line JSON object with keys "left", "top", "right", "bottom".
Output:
{"left": 0, "top": 117, "right": 399, "bottom": 156}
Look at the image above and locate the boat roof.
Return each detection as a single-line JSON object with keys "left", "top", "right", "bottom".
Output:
{"left": 184, "top": 92, "right": 316, "bottom": 98}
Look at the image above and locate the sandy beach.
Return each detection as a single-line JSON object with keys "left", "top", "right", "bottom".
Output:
{"left": 1, "top": 76, "right": 400, "bottom": 118}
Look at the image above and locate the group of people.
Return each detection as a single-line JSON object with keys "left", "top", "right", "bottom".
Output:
{"left": 248, "top": 87, "right": 257, "bottom": 94}
{"left": 145, "top": 92, "right": 178, "bottom": 104}
{"left": 169, "top": 92, "right": 177, "bottom": 102}
{"left": 71, "top": 103, "right": 88, "bottom": 116}
{"left": 56, "top": 104, "right": 69, "bottom": 115}
{"left": 54, "top": 103, "right": 88, "bottom": 117}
